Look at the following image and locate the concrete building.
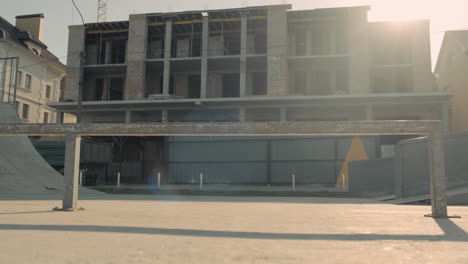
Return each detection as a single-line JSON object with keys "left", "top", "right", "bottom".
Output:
{"left": 435, "top": 30, "right": 468, "bottom": 134}
{"left": 0, "top": 14, "right": 66, "bottom": 123}
{"left": 51, "top": 5, "right": 451, "bottom": 186}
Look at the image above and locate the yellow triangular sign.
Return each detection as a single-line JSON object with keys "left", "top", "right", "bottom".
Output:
{"left": 336, "top": 136, "right": 369, "bottom": 187}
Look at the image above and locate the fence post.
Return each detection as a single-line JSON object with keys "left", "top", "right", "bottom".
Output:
{"left": 200, "top": 173, "right": 203, "bottom": 190}
{"left": 157, "top": 172, "right": 161, "bottom": 189}
{"left": 117, "top": 172, "right": 121, "bottom": 189}
{"left": 343, "top": 173, "right": 346, "bottom": 192}
{"left": 79, "top": 171, "right": 83, "bottom": 187}
{"left": 292, "top": 174, "right": 296, "bottom": 192}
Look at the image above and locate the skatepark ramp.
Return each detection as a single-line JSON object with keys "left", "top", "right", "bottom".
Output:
{"left": 0, "top": 103, "right": 97, "bottom": 194}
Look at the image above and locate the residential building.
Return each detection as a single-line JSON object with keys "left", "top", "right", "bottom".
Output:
{"left": 0, "top": 14, "right": 65, "bottom": 123}
{"left": 435, "top": 30, "right": 468, "bottom": 134}
{"left": 51, "top": 5, "right": 451, "bottom": 186}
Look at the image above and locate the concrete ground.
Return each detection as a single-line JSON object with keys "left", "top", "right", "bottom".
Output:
{"left": 0, "top": 194, "right": 467, "bottom": 264}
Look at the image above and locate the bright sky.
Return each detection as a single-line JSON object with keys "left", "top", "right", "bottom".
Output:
{"left": 2, "top": 0, "right": 468, "bottom": 68}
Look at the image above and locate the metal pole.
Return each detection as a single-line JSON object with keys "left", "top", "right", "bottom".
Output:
{"left": 1, "top": 59, "right": 7, "bottom": 101}
{"left": 157, "top": 172, "right": 161, "bottom": 189}
{"left": 343, "top": 173, "right": 346, "bottom": 192}
{"left": 117, "top": 171, "right": 121, "bottom": 188}
{"left": 79, "top": 171, "right": 83, "bottom": 186}
{"left": 76, "top": 26, "right": 86, "bottom": 123}
{"left": 292, "top": 174, "right": 296, "bottom": 192}
{"left": 8, "top": 59, "right": 13, "bottom": 103}
{"left": 13, "top": 58, "right": 18, "bottom": 103}
{"left": 200, "top": 173, "right": 203, "bottom": 190}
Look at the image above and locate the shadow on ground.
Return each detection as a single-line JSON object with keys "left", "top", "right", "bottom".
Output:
{"left": 0, "top": 193, "right": 379, "bottom": 204}
{"left": 0, "top": 219, "right": 465, "bottom": 242}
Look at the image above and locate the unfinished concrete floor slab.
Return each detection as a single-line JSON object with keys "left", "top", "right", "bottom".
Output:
{"left": 0, "top": 195, "right": 467, "bottom": 264}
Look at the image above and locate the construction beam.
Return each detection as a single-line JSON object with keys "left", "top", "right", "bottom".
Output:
{"left": 0, "top": 120, "right": 447, "bottom": 217}
{"left": 200, "top": 15, "right": 209, "bottom": 98}
{"left": 163, "top": 20, "right": 173, "bottom": 95}
{"left": 0, "top": 121, "right": 440, "bottom": 137}
{"left": 240, "top": 13, "right": 248, "bottom": 97}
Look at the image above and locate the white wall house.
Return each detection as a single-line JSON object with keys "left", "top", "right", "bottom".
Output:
{"left": 0, "top": 14, "right": 65, "bottom": 123}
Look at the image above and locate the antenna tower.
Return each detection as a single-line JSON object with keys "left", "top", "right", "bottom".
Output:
{"left": 97, "top": 0, "right": 108, "bottom": 22}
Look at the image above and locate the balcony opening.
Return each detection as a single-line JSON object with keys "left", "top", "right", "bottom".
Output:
{"left": 172, "top": 74, "right": 201, "bottom": 99}
{"left": 370, "top": 25, "right": 412, "bottom": 65}
{"left": 86, "top": 34, "right": 128, "bottom": 65}
{"left": 372, "top": 67, "right": 413, "bottom": 93}
{"left": 222, "top": 74, "right": 240, "bottom": 97}
{"left": 247, "top": 18, "right": 267, "bottom": 54}
{"left": 147, "top": 23, "right": 165, "bottom": 59}
{"left": 84, "top": 77, "right": 124, "bottom": 101}
{"left": 209, "top": 19, "right": 241, "bottom": 56}
{"left": 248, "top": 72, "right": 267, "bottom": 95}
{"left": 172, "top": 22, "right": 203, "bottom": 58}
{"left": 290, "top": 69, "right": 348, "bottom": 96}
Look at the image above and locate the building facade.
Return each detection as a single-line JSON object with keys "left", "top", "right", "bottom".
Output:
{"left": 435, "top": 30, "right": 468, "bottom": 134}
{"left": 0, "top": 14, "right": 65, "bottom": 123}
{"left": 52, "top": 5, "right": 451, "bottom": 186}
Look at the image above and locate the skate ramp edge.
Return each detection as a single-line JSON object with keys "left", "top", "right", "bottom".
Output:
{"left": 0, "top": 103, "right": 101, "bottom": 195}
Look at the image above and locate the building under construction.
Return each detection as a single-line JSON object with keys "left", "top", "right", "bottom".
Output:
{"left": 51, "top": 5, "right": 452, "bottom": 187}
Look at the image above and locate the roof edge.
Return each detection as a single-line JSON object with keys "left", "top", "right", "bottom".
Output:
{"left": 15, "top": 14, "right": 44, "bottom": 19}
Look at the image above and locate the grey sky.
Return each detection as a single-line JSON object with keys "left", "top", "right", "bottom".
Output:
{"left": 2, "top": 0, "right": 467, "bottom": 68}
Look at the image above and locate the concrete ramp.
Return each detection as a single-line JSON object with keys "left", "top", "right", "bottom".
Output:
{"left": 389, "top": 186, "right": 468, "bottom": 206}
{"left": 0, "top": 103, "right": 98, "bottom": 194}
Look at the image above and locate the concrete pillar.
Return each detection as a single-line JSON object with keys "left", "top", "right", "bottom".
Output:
{"left": 428, "top": 124, "right": 448, "bottom": 218}
{"left": 267, "top": 5, "right": 290, "bottom": 96}
{"left": 161, "top": 109, "right": 168, "bottom": 123}
{"left": 163, "top": 19, "right": 173, "bottom": 95}
{"left": 64, "top": 25, "right": 85, "bottom": 102}
{"left": 306, "top": 30, "right": 312, "bottom": 56}
{"left": 441, "top": 103, "right": 450, "bottom": 135}
{"left": 280, "top": 107, "right": 287, "bottom": 122}
{"left": 200, "top": 16, "right": 209, "bottom": 98}
{"left": 102, "top": 77, "right": 109, "bottom": 100}
{"left": 240, "top": 13, "right": 248, "bottom": 97}
{"left": 62, "top": 134, "right": 81, "bottom": 210}
{"left": 306, "top": 72, "right": 313, "bottom": 94}
{"left": 125, "top": 14, "right": 147, "bottom": 100}
{"left": 347, "top": 7, "right": 370, "bottom": 94}
{"left": 84, "top": 79, "right": 97, "bottom": 101}
{"left": 239, "top": 108, "right": 246, "bottom": 122}
{"left": 365, "top": 104, "right": 373, "bottom": 120}
{"left": 329, "top": 30, "right": 336, "bottom": 54}
{"left": 125, "top": 110, "right": 132, "bottom": 123}
{"left": 104, "top": 41, "right": 112, "bottom": 64}
{"left": 411, "top": 21, "right": 432, "bottom": 92}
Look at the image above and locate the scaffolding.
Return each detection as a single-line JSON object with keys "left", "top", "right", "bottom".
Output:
{"left": 97, "top": 0, "right": 108, "bottom": 23}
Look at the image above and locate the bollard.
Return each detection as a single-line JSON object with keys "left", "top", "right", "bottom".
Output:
{"left": 200, "top": 173, "right": 203, "bottom": 190}
{"left": 79, "top": 171, "right": 83, "bottom": 187}
{"left": 292, "top": 174, "right": 296, "bottom": 192}
{"left": 342, "top": 173, "right": 346, "bottom": 192}
{"left": 117, "top": 172, "right": 121, "bottom": 189}
{"left": 157, "top": 172, "right": 161, "bottom": 189}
